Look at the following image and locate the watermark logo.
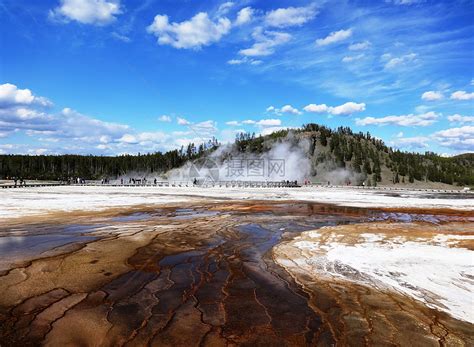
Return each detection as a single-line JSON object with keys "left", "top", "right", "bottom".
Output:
{"left": 188, "top": 157, "right": 287, "bottom": 182}
{"left": 189, "top": 158, "right": 220, "bottom": 182}
{"left": 225, "top": 158, "right": 285, "bottom": 179}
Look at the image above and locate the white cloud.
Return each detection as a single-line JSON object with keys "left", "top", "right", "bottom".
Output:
{"left": 316, "top": 29, "right": 352, "bottom": 46}
{"left": 433, "top": 126, "right": 474, "bottom": 151}
{"left": 280, "top": 104, "right": 301, "bottom": 115}
{"left": 0, "top": 83, "right": 52, "bottom": 107}
{"left": 59, "top": 108, "right": 130, "bottom": 140}
{"left": 303, "top": 104, "right": 328, "bottom": 113}
{"left": 396, "top": 131, "right": 404, "bottom": 138}
{"left": 348, "top": 41, "right": 371, "bottom": 51}
{"left": 242, "top": 120, "right": 256, "bottom": 125}
{"left": 260, "top": 126, "right": 291, "bottom": 136}
{"left": 147, "top": 12, "right": 232, "bottom": 49}
{"left": 356, "top": 111, "right": 438, "bottom": 127}
{"left": 256, "top": 119, "right": 281, "bottom": 126}
{"left": 227, "top": 57, "right": 262, "bottom": 65}
{"left": 447, "top": 114, "right": 474, "bottom": 124}
{"left": 118, "top": 131, "right": 169, "bottom": 146}
{"left": 228, "top": 59, "right": 244, "bottom": 65}
{"left": 342, "top": 54, "right": 364, "bottom": 63}
{"left": 267, "top": 104, "right": 302, "bottom": 115}
{"left": 176, "top": 118, "right": 217, "bottom": 138}
{"left": 239, "top": 29, "right": 291, "bottom": 57}
{"left": 330, "top": 102, "right": 366, "bottom": 115}
{"left": 177, "top": 117, "right": 190, "bottom": 125}
{"left": 119, "top": 134, "right": 137, "bottom": 144}
{"left": 421, "top": 91, "right": 443, "bottom": 101}
{"left": 216, "top": 2, "right": 234, "bottom": 16}
{"left": 392, "top": 136, "right": 430, "bottom": 149}
{"left": 450, "top": 90, "right": 474, "bottom": 100}
{"left": 235, "top": 7, "right": 253, "bottom": 26}
{"left": 303, "top": 102, "right": 366, "bottom": 115}
{"left": 384, "top": 53, "right": 417, "bottom": 69}
{"left": 49, "top": 0, "right": 121, "bottom": 25}
{"left": 189, "top": 120, "right": 218, "bottom": 135}
{"left": 158, "top": 115, "right": 172, "bottom": 122}
{"left": 0, "top": 84, "right": 210, "bottom": 155}
{"left": 471, "top": 79, "right": 474, "bottom": 86}
{"left": 264, "top": 4, "right": 317, "bottom": 28}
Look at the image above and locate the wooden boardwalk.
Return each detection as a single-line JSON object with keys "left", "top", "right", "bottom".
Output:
{"left": 0, "top": 181, "right": 471, "bottom": 194}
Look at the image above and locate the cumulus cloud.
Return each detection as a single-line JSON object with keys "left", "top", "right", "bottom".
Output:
{"left": 384, "top": 53, "right": 417, "bottom": 69}
{"left": 0, "top": 83, "right": 52, "bottom": 108}
{"left": 433, "top": 126, "right": 474, "bottom": 151}
{"left": 447, "top": 114, "right": 474, "bottom": 124}
{"left": 158, "top": 115, "right": 172, "bottom": 122}
{"left": 356, "top": 111, "right": 438, "bottom": 127}
{"left": 266, "top": 104, "right": 301, "bottom": 115}
{"left": 280, "top": 105, "right": 301, "bottom": 115}
{"left": 421, "top": 91, "right": 443, "bottom": 101}
{"left": 264, "top": 4, "right": 317, "bottom": 28}
{"left": 235, "top": 7, "right": 253, "bottom": 26}
{"left": 303, "top": 103, "right": 328, "bottom": 113}
{"left": 239, "top": 29, "right": 291, "bottom": 57}
{"left": 147, "top": 12, "right": 232, "bottom": 49}
{"left": 49, "top": 0, "right": 121, "bottom": 25}
{"left": 303, "top": 102, "right": 366, "bottom": 115}
{"left": 57, "top": 108, "right": 130, "bottom": 141}
{"left": 450, "top": 90, "right": 474, "bottom": 100}
{"left": 330, "top": 102, "right": 366, "bottom": 115}
{"left": 0, "top": 83, "right": 215, "bottom": 155}
{"left": 349, "top": 41, "right": 371, "bottom": 51}
{"left": 316, "top": 29, "right": 352, "bottom": 46}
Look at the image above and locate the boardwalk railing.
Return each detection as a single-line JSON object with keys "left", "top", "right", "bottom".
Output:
{"left": 76, "top": 180, "right": 301, "bottom": 188}
{"left": 1, "top": 182, "right": 68, "bottom": 189}
{"left": 1, "top": 181, "right": 471, "bottom": 194}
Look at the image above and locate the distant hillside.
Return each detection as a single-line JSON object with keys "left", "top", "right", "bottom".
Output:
{"left": 230, "top": 124, "right": 474, "bottom": 187}
{"left": 0, "top": 124, "right": 473, "bottom": 187}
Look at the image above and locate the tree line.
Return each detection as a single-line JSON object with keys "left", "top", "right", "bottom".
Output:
{"left": 0, "top": 138, "right": 219, "bottom": 180}
{"left": 1, "top": 125, "right": 473, "bottom": 186}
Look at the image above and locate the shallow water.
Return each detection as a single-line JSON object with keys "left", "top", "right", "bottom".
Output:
{"left": 0, "top": 201, "right": 472, "bottom": 346}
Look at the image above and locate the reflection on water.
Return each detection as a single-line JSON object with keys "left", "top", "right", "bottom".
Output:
{"left": 0, "top": 202, "right": 472, "bottom": 346}
{"left": 0, "top": 224, "right": 103, "bottom": 272}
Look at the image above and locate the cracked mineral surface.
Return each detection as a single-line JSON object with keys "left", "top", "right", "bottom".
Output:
{"left": 0, "top": 188, "right": 473, "bottom": 346}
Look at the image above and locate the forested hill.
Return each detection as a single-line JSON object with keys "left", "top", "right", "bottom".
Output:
{"left": 0, "top": 124, "right": 473, "bottom": 186}
{"left": 234, "top": 124, "right": 474, "bottom": 186}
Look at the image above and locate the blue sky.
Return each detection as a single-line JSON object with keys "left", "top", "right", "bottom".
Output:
{"left": 0, "top": 0, "right": 473, "bottom": 156}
